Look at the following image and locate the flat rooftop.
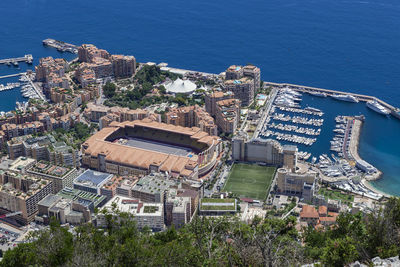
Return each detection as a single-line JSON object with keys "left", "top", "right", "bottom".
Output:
{"left": 74, "top": 169, "right": 113, "bottom": 188}
{"left": 103, "top": 195, "right": 163, "bottom": 216}
{"left": 132, "top": 173, "right": 177, "bottom": 195}
{"left": 28, "top": 161, "right": 72, "bottom": 177}
{"left": 9, "top": 157, "right": 36, "bottom": 172}
{"left": 200, "top": 198, "right": 237, "bottom": 211}
{"left": 57, "top": 187, "right": 106, "bottom": 208}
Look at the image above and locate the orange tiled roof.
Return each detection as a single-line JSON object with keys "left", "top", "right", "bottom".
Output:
{"left": 300, "top": 205, "right": 319, "bottom": 219}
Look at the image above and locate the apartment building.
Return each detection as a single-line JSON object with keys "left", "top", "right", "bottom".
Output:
{"left": 224, "top": 64, "right": 261, "bottom": 106}
{"left": 166, "top": 105, "right": 217, "bottom": 136}
{"left": 276, "top": 167, "right": 317, "bottom": 202}
{"left": 7, "top": 135, "right": 79, "bottom": 167}
{"left": 27, "top": 161, "right": 79, "bottom": 194}
{"left": 78, "top": 44, "right": 136, "bottom": 80}
{"left": 224, "top": 77, "right": 255, "bottom": 106}
{"left": 225, "top": 64, "right": 261, "bottom": 91}
{"left": 215, "top": 98, "right": 241, "bottom": 134}
{"left": 204, "top": 90, "right": 235, "bottom": 117}
{"left": 0, "top": 170, "right": 53, "bottom": 224}
{"left": 111, "top": 55, "right": 137, "bottom": 78}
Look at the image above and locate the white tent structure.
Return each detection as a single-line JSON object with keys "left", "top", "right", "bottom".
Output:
{"left": 164, "top": 78, "right": 196, "bottom": 94}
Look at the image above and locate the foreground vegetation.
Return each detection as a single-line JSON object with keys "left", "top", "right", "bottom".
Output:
{"left": 2, "top": 198, "right": 400, "bottom": 266}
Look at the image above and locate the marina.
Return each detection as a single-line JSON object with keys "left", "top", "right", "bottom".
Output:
{"left": 0, "top": 71, "right": 45, "bottom": 103}
{"left": 255, "top": 84, "right": 400, "bottom": 197}
{"left": 257, "top": 88, "right": 323, "bottom": 147}
{"left": 0, "top": 82, "right": 21, "bottom": 92}
{"left": 264, "top": 81, "right": 400, "bottom": 120}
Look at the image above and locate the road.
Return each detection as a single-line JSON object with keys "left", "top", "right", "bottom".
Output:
{"left": 252, "top": 88, "right": 278, "bottom": 140}
{"left": 203, "top": 141, "right": 232, "bottom": 197}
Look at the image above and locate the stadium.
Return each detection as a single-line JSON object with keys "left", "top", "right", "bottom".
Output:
{"left": 82, "top": 119, "right": 221, "bottom": 179}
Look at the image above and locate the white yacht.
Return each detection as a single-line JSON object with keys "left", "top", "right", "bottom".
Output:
{"left": 331, "top": 94, "right": 359, "bottom": 103}
{"left": 305, "top": 106, "right": 322, "bottom": 113}
{"left": 366, "top": 100, "right": 390, "bottom": 115}
{"left": 308, "top": 91, "right": 327, "bottom": 97}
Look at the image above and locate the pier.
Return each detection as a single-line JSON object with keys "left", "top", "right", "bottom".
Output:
{"left": 0, "top": 73, "right": 25, "bottom": 79}
{"left": 0, "top": 55, "right": 33, "bottom": 65}
{"left": 22, "top": 73, "right": 46, "bottom": 101}
{"left": 43, "top": 39, "right": 78, "bottom": 54}
{"left": 264, "top": 81, "right": 400, "bottom": 119}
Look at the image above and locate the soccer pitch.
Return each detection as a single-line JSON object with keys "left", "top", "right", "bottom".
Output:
{"left": 223, "top": 163, "right": 276, "bottom": 200}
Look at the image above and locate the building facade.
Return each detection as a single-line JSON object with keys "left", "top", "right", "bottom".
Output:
{"left": 215, "top": 99, "right": 241, "bottom": 134}
{"left": 0, "top": 170, "right": 52, "bottom": 224}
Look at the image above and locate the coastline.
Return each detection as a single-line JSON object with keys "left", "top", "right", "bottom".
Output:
{"left": 349, "top": 118, "right": 393, "bottom": 198}
{"left": 361, "top": 179, "right": 393, "bottom": 198}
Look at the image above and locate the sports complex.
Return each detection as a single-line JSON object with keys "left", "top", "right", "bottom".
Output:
{"left": 223, "top": 163, "right": 276, "bottom": 200}
{"left": 82, "top": 119, "right": 221, "bottom": 179}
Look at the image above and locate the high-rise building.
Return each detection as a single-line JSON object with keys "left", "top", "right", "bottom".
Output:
{"left": 204, "top": 90, "right": 235, "bottom": 117}
{"left": 215, "top": 99, "right": 241, "bottom": 134}
{"left": 27, "top": 161, "right": 79, "bottom": 194}
{"left": 224, "top": 78, "right": 255, "bottom": 106}
{"left": 111, "top": 55, "right": 137, "bottom": 78}
{"left": 224, "top": 64, "right": 261, "bottom": 106}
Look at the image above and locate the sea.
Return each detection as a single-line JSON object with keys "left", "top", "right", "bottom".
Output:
{"left": 0, "top": 0, "right": 399, "bottom": 195}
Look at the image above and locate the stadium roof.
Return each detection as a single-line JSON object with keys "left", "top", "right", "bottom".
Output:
{"left": 82, "top": 119, "right": 220, "bottom": 178}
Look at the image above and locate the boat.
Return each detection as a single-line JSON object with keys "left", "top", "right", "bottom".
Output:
{"left": 308, "top": 91, "right": 327, "bottom": 97}
{"left": 366, "top": 100, "right": 390, "bottom": 115}
{"left": 331, "top": 94, "right": 359, "bottom": 103}
{"left": 12, "top": 61, "right": 19, "bottom": 67}
{"left": 305, "top": 106, "right": 322, "bottom": 113}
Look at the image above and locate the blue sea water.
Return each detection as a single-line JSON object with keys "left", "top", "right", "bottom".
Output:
{"left": 0, "top": 0, "right": 399, "bottom": 194}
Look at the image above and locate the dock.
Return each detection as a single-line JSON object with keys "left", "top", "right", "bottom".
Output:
{"left": 0, "top": 73, "right": 25, "bottom": 79}
{"left": 264, "top": 81, "right": 400, "bottom": 120}
{"left": 0, "top": 55, "right": 33, "bottom": 65}
{"left": 43, "top": 39, "right": 78, "bottom": 54}
{"left": 22, "top": 73, "right": 46, "bottom": 101}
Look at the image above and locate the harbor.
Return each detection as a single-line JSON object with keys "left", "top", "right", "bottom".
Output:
{"left": 257, "top": 88, "right": 323, "bottom": 147}
{"left": 0, "top": 71, "right": 45, "bottom": 104}
{"left": 264, "top": 81, "right": 400, "bottom": 120}
{"left": 256, "top": 84, "right": 400, "bottom": 197}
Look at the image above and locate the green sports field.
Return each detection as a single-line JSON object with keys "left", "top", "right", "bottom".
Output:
{"left": 223, "top": 163, "right": 276, "bottom": 200}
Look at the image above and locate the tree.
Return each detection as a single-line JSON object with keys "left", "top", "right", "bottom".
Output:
{"left": 103, "top": 82, "right": 117, "bottom": 98}
{"left": 321, "top": 237, "right": 358, "bottom": 266}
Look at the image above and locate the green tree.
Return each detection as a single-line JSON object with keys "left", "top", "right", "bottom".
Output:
{"left": 321, "top": 237, "right": 358, "bottom": 266}
{"left": 103, "top": 82, "right": 117, "bottom": 98}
